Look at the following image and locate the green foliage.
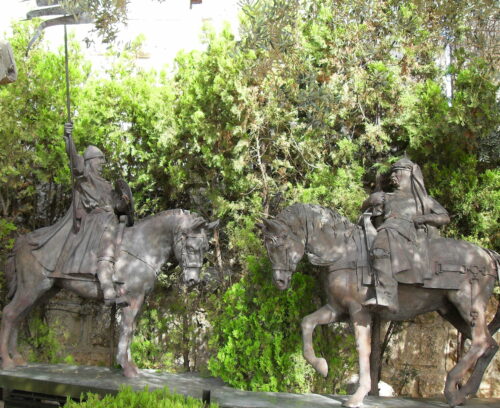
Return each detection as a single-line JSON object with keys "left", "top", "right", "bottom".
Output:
{"left": 208, "top": 256, "right": 356, "bottom": 393}
{"left": 1, "top": 0, "right": 498, "bottom": 395}
{"left": 60, "top": 0, "right": 129, "bottom": 44}
{"left": 22, "top": 316, "right": 61, "bottom": 364}
{"left": 64, "top": 386, "right": 219, "bottom": 408}
{"left": 131, "top": 283, "right": 215, "bottom": 373}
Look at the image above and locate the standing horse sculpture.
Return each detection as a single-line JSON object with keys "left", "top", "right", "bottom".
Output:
{"left": 258, "top": 203, "right": 499, "bottom": 408}
{"left": 1, "top": 209, "right": 218, "bottom": 377}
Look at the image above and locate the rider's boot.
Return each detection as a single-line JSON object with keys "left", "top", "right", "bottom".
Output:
{"left": 97, "top": 260, "right": 128, "bottom": 307}
{"left": 363, "top": 256, "right": 398, "bottom": 312}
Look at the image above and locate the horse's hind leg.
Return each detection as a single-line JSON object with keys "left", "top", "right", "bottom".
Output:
{"left": 445, "top": 282, "right": 498, "bottom": 407}
{"left": 7, "top": 287, "right": 60, "bottom": 366}
{"left": 8, "top": 327, "right": 26, "bottom": 366}
{"left": 301, "top": 304, "right": 340, "bottom": 377}
{"left": 116, "top": 293, "right": 144, "bottom": 378}
{"left": 0, "top": 287, "right": 45, "bottom": 369}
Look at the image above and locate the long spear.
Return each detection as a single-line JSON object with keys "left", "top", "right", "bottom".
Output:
{"left": 63, "top": 23, "right": 78, "bottom": 234}
{"left": 25, "top": 5, "right": 93, "bottom": 233}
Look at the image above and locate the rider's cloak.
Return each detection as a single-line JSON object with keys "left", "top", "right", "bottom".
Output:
{"left": 27, "top": 156, "right": 117, "bottom": 275}
{"left": 377, "top": 191, "right": 448, "bottom": 283}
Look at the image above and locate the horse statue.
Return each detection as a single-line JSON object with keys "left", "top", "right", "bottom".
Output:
{"left": 1, "top": 209, "right": 218, "bottom": 377}
{"left": 0, "top": 40, "right": 17, "bottom": 85}
{"left": 258, "top": 203, "right": 499, "bottom": 408}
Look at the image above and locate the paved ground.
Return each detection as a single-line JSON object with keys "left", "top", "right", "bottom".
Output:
{"left": 0, "top": 364, "right": 498, "bottom": 407}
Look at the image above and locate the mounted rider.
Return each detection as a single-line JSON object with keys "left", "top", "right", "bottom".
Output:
{"left": 28, "top": 123, "right": 133, "bottom": 306}
{"left": 0, "top": 40, "right": 17, "bottom": 85}
{"left": 361, "top": 157, "right": 450, "bottom": 312}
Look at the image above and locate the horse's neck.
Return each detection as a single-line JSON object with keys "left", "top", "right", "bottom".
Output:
{"left": 303, "top": 207, "right": 355, "bottom": 264}
{"left": 121, "top": 214, "right": 176, "bottom": 270}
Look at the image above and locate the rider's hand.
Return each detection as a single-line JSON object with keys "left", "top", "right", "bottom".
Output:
{"left": 413, "top": 215, "right": 427, "bottom": 228}
{"left": 64, "top": 122, "right": 73, "bottom": 137}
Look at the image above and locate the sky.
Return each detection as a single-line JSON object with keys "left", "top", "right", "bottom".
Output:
{"left": 0, "top": 0, "right": 240, "bottom": 69}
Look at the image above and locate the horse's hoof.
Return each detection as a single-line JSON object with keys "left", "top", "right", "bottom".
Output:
{"left": 123, "top": 365, "right": 139, "bottom": 378}
{"left": 446, "top": 393, "right": 465, "bottom": 408}
{"left": 313, "top": 357, "right": 328, "bottom": 377}
{"left": 445, "top": 385, "right": 466, "bottom": 407}
{"left": 12, "top": 355, "right": 27, "bottom": 366}
{"left": 1, "top": 359, "right": 16, "bottom": 370}
{"left": 342, "top": 398, "right": 362, "bottom": 408}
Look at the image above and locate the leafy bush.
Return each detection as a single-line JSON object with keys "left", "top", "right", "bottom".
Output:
{"left": 22, "top": 316, "right": 62, "bottom": 364}
{"left": 64, "top": 386, "right": 218, "bottom": 408}
{"left": 208, "top": 256, "right": 356, "bottom": 393}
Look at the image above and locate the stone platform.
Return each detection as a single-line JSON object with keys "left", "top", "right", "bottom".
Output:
{"left": 0, "top": 364, "right": 498, "bottom": 407}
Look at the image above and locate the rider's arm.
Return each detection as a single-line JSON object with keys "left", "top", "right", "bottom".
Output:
{"left": 361, "top": 191, "right": 385, "bottom": 213}
{"left": 63, "top": 123, "right": 84, "bottom": 176}
{"left": 413, "top": 198, "right": 450, "bottom": 227}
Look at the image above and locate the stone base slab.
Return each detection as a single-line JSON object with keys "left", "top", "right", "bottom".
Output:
{"left": 0, "top": 364, "right": 498, "bottom": 408}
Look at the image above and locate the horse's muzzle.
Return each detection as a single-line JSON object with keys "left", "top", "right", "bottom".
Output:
{"left": 183, "top": 268, "right": 201, "bottom": 286}
{"left": 273, "top": 269, "right": 292, "bottom": 290}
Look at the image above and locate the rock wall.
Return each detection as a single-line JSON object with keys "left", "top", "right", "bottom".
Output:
{"left": 36, "top": 291, "right": 500, "bottom": 399}
{"left": 382, "top": 298, "right": 500, "bottom": 398}
{"left": 44, "top": 291, "right": 115, "bottom": 367}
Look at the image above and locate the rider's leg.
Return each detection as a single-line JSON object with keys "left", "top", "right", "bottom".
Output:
{"left": 97, "top": 222, "right": 118, "bottom": 304}
{"left": 363, "top": 231, "right": 398, "bottom": 312}
{"left": 97, "top": 259, "right": 116, "bottom": 303}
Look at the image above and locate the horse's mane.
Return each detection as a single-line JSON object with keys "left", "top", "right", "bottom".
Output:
{"left": 275, "top": 203, "right": 354, "bottom": 235}
{"left": 135, "top": 209, "right": 200, "bottom": 225}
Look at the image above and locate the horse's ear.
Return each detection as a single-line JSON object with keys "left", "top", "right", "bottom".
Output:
{"left": 255, "top": 221, "right": 265, "bottom": 231}
{"left": 189, "top": 217, "right": 207, "bottom": 232}
{"left": 206, "top": 219, "right": 220, "bottom": 230}
{"left": 262, "top": 218, "right": 287, "bottom": 235}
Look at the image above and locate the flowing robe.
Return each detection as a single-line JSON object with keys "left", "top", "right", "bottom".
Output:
{"left": 28, "top": 149, "right": 117, "bottom": 275}
{"left": 373, "top": 191, "right": 448, "bottom": 282}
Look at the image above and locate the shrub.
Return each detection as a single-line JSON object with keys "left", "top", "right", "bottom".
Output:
{"left": 64, "top": 386, "right": 218, "bottom": 408}
{"left": 208, "top": 255, "right": 356, "bottom": 393}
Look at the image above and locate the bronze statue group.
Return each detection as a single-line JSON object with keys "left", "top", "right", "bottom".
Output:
{"left": 1, "top": 125, "right": 498, "bottom": 406}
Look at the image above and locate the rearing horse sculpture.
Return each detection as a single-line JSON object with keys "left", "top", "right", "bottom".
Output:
{"left": 1, "top": 209, "right": 218, "bottom": 377}
{"left": 258, "top": 203, "right": 499, "bottom": 408}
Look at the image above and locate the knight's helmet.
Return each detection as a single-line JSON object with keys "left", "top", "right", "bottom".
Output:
{"left": 83, "top": 145, "right": 105, "bottom": 161}
{"left": 391, "top": 157, "right": 428, "bottom": 214}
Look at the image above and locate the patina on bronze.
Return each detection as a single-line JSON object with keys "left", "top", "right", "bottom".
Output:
{"left": 0, "top": 129, "right": 218, "bottom": 376}
{"left": 0, "top": 40, "right": 17, "bottom": 85}
{"left": 361, "top": 158, "right": 450, "bottom": 312}
{"left": 258, "top": 162, "right": 499, "bottom": 408}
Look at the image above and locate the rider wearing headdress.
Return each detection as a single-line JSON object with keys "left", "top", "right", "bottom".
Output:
{"left": 28, "top": 125, "right": 132, "bottom": 306}
{"left": 361, "top": 157, "right": 450, "bottom": 312}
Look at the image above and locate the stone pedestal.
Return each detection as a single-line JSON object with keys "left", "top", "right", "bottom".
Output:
{"left": 0, "top": 364, "right": 498, "bottom": 408}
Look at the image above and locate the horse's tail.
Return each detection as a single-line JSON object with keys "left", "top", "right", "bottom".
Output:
{"left": 485, "top": 248, "right": 500, "bottom": 335}
{"left": 485, "top": 248, "right": 500, "bottom": 283}
{"left": 5, "top": 252, "right": 17, "bottom": 300}
{"left": 4, "top": 237, "right": 25, "bottom": 300}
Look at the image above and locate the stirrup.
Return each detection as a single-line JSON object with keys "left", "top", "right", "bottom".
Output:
{"left": 104, "top": 296, "right": 129, "bottom": 308}
{"left": 363, "top": 297, "right": 397, "bottom": 312}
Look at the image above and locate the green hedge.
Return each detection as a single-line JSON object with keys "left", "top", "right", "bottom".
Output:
{"left": 64, "top": 386, "right": 218, "bottom": 408}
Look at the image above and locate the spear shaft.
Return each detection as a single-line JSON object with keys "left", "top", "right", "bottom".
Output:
{"left": 64, "top": 23, "right": 78, "bottom": 233}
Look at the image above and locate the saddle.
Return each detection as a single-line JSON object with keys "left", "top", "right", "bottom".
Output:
{"left": 359, "top": 225, "right": 494, "bottom": 290}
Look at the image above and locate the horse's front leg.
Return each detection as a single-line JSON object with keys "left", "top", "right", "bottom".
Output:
{"left": 116, "top": 292, "right": 144, "bottom": 378}
{"left": 9, "top": 327, "right": 27, "bottom": 366}
{"left": 344, "top": 304, "right": 372, "bottom": 408}
{"left": 301, "top": 304, "right": 340, "bottom": 377}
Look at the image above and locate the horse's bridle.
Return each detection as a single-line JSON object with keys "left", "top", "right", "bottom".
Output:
{"left": 176, "top": 233, "right": 206, "bottom": 269}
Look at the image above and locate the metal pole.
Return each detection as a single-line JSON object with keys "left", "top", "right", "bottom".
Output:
{"left": 63, "top": 24, "right": 71, "bottom": 123}
{"left": 63, "top": 23, "right": 78, "bottom": 233}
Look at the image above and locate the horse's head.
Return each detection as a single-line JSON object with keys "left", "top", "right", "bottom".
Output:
{"left": 257, "top": 218, "right": 305, "bottom": 290}
{"left": 174, "top": 217, "right": 219, "bottom": 286}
